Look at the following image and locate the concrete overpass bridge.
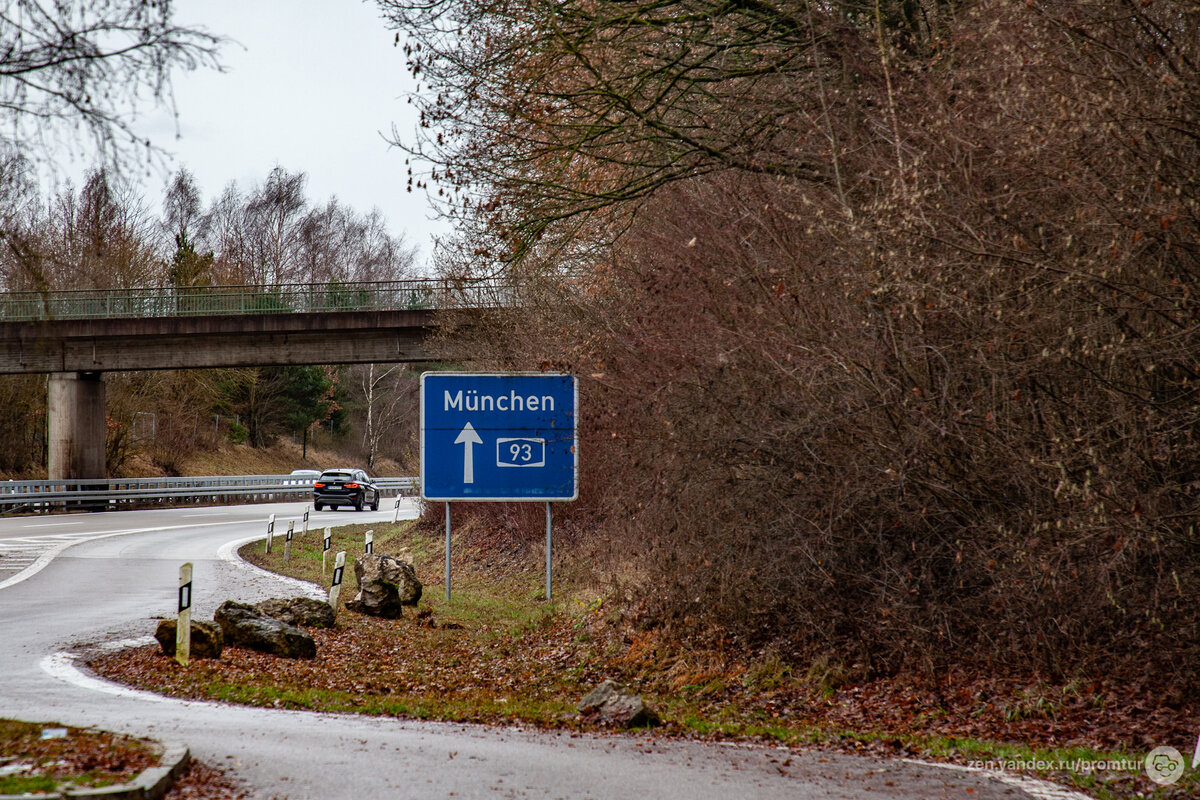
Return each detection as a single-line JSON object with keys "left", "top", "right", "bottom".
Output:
{"left": 0, "top": 280, "right": 502, "bottom": 481}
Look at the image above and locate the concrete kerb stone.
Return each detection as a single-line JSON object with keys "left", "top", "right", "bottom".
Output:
{"left": 0, "top": 741, "right": 190, "bottom": 800}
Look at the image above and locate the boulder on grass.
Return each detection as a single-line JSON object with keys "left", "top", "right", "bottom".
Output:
{"left": 254, "top": 597, "right": 336, "bottom": 628}
{"left": 346, "top": 553, "right": 422, "bottom": 619}
{"left": 154, "top": 619, "right": 223, "bottom": 659}
{"left": 214, "top": 601, "right": 316, "bottom": 659}
{"left": 577, "top": 680, "right": 660, "bottom": 728}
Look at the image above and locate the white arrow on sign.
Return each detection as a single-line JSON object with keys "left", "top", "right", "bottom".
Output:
{"left": 454, "top": 422, "right": 483, "bottom": 484}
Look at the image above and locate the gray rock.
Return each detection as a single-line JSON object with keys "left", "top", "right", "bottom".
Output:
{"left": 577, "top": 680, "right": 660, "bottom": 728}
{"left": 154, "top": 619, "right": 223, "bottom": 659}
{"left": 254, "top": 597, "right": 336, "bottom": 628}
{"left": 346, "top": 553, "right": 422, "bottom": 618}
{"left": 214, "top": 601, "right": 316, "bottom": 659}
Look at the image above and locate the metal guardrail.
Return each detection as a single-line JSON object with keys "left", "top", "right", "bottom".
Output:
{"left": 0, "top": 474, "right": 419, "bottom": 512}
{"left": 0, "top": 278, "right": 514, "bottom": 321}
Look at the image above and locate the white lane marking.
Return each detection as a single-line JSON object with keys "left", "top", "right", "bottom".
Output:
{"left": 1, "top": 505, "right": 403, "bottom": 590}
{"left": 23, "top": 520, "right": 84, "bottom": 528}
{"left": 2, "top": 533, "right": 109, "bottom": 545}
{"left": 40, "top": 528, "right": 336, "bottom": 697}
{"left": 901, "top": 759, "right": 1096, "bottom": 800}
{"left": 0, "top": 519, "right": 254, "bottom": 591}
{"left": 41, "top": 649, "right": 207, "bottom": 707}
{"left": 217, "top": 534, "right": 325, "bottom": 600}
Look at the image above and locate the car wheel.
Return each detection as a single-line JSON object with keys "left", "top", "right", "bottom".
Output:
{"left": 370, "top": 493, "right": 379, "bottom": 512}
{"left": 314, "top": 502, "right": 323, "bottom": 511}
{"left": 354, "top": 495, "right": 364, "bottom": 512}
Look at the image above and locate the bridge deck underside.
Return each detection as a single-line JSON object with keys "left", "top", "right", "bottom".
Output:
{"left": 0, "top": 309, "right": 440, "bottom": 373}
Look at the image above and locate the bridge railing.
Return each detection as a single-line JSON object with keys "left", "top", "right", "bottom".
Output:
{"left": 0, "top": 279, "right": 513, "bottom": 321}
{"left": 0, "top": 474, "right": 419, "bottom": 512}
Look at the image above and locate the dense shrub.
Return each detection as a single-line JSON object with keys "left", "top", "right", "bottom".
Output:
{"left": 414, "top": 0, "right": 1200, "bottom": 679}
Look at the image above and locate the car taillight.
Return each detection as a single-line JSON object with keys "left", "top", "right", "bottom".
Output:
{"left": 344, "top": 482, "right": 359, "bottom": 489}
{"left": 314, "top": 482, "right": 326, "bottom": 488}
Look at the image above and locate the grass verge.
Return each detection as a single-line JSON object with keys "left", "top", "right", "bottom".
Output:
{"left": 89, "top": 519, "right": 1197, "bottom": 800}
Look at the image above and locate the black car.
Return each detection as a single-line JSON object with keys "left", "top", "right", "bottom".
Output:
{"left": 313, "top": 468, "right": 380, "bottom": 511}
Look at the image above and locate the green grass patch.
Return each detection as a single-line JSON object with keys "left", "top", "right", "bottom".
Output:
{"left": 0, "top": 774, "right": 57, "bottom": 794}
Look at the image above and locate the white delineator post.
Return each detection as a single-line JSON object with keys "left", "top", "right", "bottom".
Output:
{"left": 176, "top": 562, "right": 193, "bottom": 667}
{"left": 322, "top": 528, "right": 332, "bottom": 575}
{"left": 265, "top": 514, "right": 276, "bottom": 553}
{"left": 365, "top": 529, "right": 374, "bottom": 554}
{"left": 284, "top": 520, "right": 295, "bottom": 563}
{"left": 328, "top": 551, "right": 347, "bottom": 615}
{"left": 393, "top": 497, "right": 402, "bottom": 523}
{"left": 302, "top": 510, "right": 310, "bottom": 538}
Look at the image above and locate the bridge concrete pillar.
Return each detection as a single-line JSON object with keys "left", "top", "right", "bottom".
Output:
{"left": 47, "top": 371, "right": 107, "bottom": 480}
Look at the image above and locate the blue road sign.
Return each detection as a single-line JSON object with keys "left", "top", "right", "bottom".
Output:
{"left": 421, "top": 373, "right": 578, "bottom": 501}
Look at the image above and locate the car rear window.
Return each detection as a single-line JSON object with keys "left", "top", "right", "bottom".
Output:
{"left": 320, "top": 471, "right": 354, "bottom": 481}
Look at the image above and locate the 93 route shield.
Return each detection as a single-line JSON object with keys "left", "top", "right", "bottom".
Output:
{"left": 421, "top": 373, "right": 578, "bottom": 501}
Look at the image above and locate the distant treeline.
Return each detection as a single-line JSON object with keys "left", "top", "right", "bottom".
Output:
{"left": 0, "top": 165, "right": 421, "bottom": 476}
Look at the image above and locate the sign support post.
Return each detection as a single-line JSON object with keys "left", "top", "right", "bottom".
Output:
{"left": 176, "top": 562, "right": 193, "bottom": 667}
{"left": 421, "top": 372, "right": 578, "bottom": 603}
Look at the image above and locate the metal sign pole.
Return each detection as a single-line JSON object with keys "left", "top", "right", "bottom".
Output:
{"left": 445, "top": 501, "right": 452, "bottom": 602}
{"left": 420, "top": 373, "right": 578, "bottom": 605}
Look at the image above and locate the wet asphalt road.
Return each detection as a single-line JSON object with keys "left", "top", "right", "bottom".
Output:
{"left": 0, "top": 503, "right": 1087, "bottom": 799}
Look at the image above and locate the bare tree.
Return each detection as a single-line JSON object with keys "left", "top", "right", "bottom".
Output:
{"left": 163, "top": 168, "right": 203, "bottom": 244}
{"left": 296, "top": 198, "right": 418, "bottom": 284}
{"left": 0, "top": 0, "right": 223, "bottom": 174}
{"left": 196, "top": 170, "right": 418, "bottom": 287}
{"left": 355, "top": 363, "right": 410, "bottom": 471}
{"left": 245, "top": 167, "right": 307, "bottom": 285}
{"left": 197, "top": 181, "right": 252, "bottom": 284}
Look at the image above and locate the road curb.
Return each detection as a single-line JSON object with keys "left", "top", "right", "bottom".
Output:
{"left": 0, "top": 740, "right": 189, "bottom": 800}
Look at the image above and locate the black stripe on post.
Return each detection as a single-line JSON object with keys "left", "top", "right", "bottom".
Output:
{"left": 178, "top": 581, "right": 192, "bottom": 613}
{"left": 332, "top": 566, "right": 344, "bottom": 586}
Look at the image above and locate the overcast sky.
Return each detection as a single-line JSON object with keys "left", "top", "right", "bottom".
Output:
{"left": 54, "top": 0, "right": 450, "bottom": 272}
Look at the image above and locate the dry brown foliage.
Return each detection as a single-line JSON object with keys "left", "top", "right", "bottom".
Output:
{"left": 409, "top": 0, "right": 1200, "bottom": 681}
